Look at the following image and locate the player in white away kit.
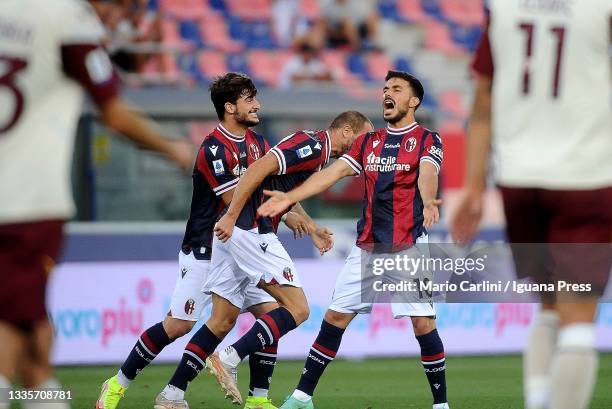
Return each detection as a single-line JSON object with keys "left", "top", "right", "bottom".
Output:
{"left": 452, "top": 1, "right": 612, "bottom": 409}
{"left": 0, "top": 1, "right": 192, "bottom": 408}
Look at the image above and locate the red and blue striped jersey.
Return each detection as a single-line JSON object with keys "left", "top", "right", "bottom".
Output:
{"left": 237, "top": 129, "right": 332, "bottom": 234}
{"left": 182, "top": 124, "right": 270, "bottom": 259}
{"left": 339, "top": 123, "right": 443, "bottom": 251}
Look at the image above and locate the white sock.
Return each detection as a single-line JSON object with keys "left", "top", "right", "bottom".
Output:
{"left": 220, "top": 346, "right": 241, "bottom": 368}
{"left": 250, "top": 387, "right": 268, "bottom": 397}
{"left": 292, "top": 389, "right": 311, "bottom": 402}
{"left": 524, "top": 310, "right": 559, "bottom": 409}
{"left": 116, "top": 370, "right": 131, "bottom": 388}
{"left": 0, "top": 374, "right": 10, "bottom": 409}
{"left": 550, "top": 323, "right": 598, "bottom": 409}
{"left": 432, "top": 403, "right": 449, "bottom": 409}
{"left": 162, "top": 384, "right": 185, "bottom": 401}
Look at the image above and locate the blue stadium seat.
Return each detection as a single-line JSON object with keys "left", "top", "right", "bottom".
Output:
{"left": 179, "top": 20, "right": 206, "bottom": 48}
{"left": 245, "top": 21, "right": 276, "bottom": 49}
{"left": 378, "top": 0, "right": 399, "bottom": 21}
{"left": 421, "top": 0, "right": 444, "bottom": 21}
{"left": 394, "top": 56, "right": 414, "bottom": 74}
{"left": 227, "top": 16, "right": 247, "bottom": 41}
{"left": 226, "top": 53, "right": 250, "bottom": 75}
{"left": 347, "top": 53, "right": 371, "bottom": 81}
{"left": 209, "top": 0, "right": 228, "bottom": 12}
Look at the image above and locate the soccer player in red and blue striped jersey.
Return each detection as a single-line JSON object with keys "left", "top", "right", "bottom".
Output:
{"left": 259, "top": 71, "right": 450, "bottom": 409}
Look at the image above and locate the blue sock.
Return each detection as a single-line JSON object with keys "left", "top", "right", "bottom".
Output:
{"left": 296, "top": 320, "right": 345, "bottom": 397}
{"left": 233, "top": 307, "right": 296, "bottom": 359}
{"left": 417, "top": 329, "right": 447, "bottom": 404}
{"left": 169, "top": 325, "right": 221, "bottom": 391}
{"left": 120, "top": 322, "right": 173, "bottom": 380}
{"left": 248, "top": 341, "right": 278, "bottom": 396}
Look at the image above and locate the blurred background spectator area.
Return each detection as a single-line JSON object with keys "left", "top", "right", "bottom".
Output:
{"left": 78, "top": 0, "right": 487, "bottom": 222}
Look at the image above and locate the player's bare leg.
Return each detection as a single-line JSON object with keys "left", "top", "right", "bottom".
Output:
{"left": 281, "top": 309, "right": 355, "bottom": 408}
{"left": 211, "top": 284, "right": 309, "bottom": 405}
{"left": 549, "top": 296, "right": 598, "bottom": 409}
{"left": 0, "top": 321, "right": 24, "bottom": 409}
{"left": 524, "top": 297, "right": 558, "bottom": 409}
{"left": 411, "top": 317, "right": 449, "bottom": 409}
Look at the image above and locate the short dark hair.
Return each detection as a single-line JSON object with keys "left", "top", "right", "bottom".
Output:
{"left": 385, "top": 70, "right": 425, "bottom": 110}
{"left": 329, "top": 110, "right": 372, "bottom": 133}
{"left": 209, "top": 73, "right": 258, "bottom": 120}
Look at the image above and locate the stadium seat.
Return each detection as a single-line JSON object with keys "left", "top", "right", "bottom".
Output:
{"left": 179, "top": 20, "right": 206, "bottom": 49}
{"left": 378, "top": 0, "right": 399, "bottom": 21}
{"left": 365, "top": 51, "right": 394, "bottom": 82}
{"left": 422, "top": 19, "right": 464, "bottom": 56}
{"left": 421, "top": 0, "right": 444, "bottom": 21}
{"left": 226, "top": 0, "right": 272, "bottom": 20}
{"left": 347, "top": 53, "right": 370, "bottom": 81}
{"left": 226, "top": 52, "right": 251, "bottom": 75}
{"left": 396, "top": 0, "right": 429, "bottom": 23}
{"left": 394, "top": 56, "right": 415, "bottom": 73}
{"left": 161, "top": 19, "right": 182, "bottom": 46}
{"left": 199, "top": 14, "right": 244, "bottom": 52}
{"left": 244, "top": 20, "right": 276, "bottom": 49}
{"left": 207, "top": 0, "right": 228, "bottom": 13}
{"left": 247, "top": 50, "right": 291, "bottom": 87}
{"left": 198, "top": 50, "right": 229, "bottom": 81}
{"left": 439, "top": 0, "right": 484, "bottom": 27}
{"left": 440, "top": 89, "right": 467, "bottom": 118}
{"left": 300, "top": 0, "right": 321, "bottom": 20}
{"left": 159, "top": 0, "right": 207, "bottom": 19}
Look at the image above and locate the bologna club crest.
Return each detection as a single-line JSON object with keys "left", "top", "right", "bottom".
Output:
{"left": 249, "top": 143, "right": 260, "bottom": 160}
{"left": 405, "top": 137, "right": 417, "bottom": 152}
{"left": 283, "top": 267, "right": 294, "bottom": 282}
{"left": 184, "top": 299, "right": 195, "bottom": 315}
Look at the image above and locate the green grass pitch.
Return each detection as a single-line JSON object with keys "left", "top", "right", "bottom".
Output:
{"left": 52, "top": 354, "right": 612, "bottom": 409}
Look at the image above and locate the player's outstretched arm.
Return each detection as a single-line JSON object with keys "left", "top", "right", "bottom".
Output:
{"left": 419, "top": 161, "right": 442, "bottom": 228}
{"left": 214, "top": 153, "right": 279, "bottom": 241}
{"left": 100, "top": 96, "right": 195, "bottom": 170}
{"left": 450, "top": 75, "right": 492, "bottom": 244}
{"left": 258, "top": 158, "right": 356, "bottom": 217}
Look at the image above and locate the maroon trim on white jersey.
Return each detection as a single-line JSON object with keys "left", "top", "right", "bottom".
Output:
{"left": 61, "top": 44, "right": 119, "bottom": 107}
{"left": 472, "top": 16, "right": 494, "bottom": 77}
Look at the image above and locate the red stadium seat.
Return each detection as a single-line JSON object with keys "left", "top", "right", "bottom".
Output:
{"left": 199, "top": 15, "right": 245, "bottom": 52}
{"left": 300, "top": 0, "right": 321, "bottom": 20}
{"left": 161, "top": 19, "right": 182, "bottom": 45}
{"left": 397, "top": 0, "right": 429, "bottom": 23}
{"left": 440, "top": 90, "right": 467, "bottom": 117}
{"left": 439, "top": 0, "right": 484, "bottom": 27}
{"left": 247, "top": 50, "right": 292, "bottom": 87}
{"left": 226, "top": 0, "right": 273, "bottom": 20}
{"left": 423, "top": 19, "right": 464, "bottom": 55}
{"left": 365, "top": 51, "right": 394, "bottom": 82}
{"left": 198, "top": 50, "right": 228, "bottom": 79}
{"left": 159, "top": 0, "right": 208, "bottom": 19}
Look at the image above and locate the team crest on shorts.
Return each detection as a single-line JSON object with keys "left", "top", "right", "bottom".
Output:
{"left": 184, "top": 299, "right": 195, "bottom": 315}
{"left": 249, "top": 143, "right": 260, "bottom": 160}
{"left": 283, "top": 267, "right": 294, "bottom": 282}
{"left": 405, "top": 137, "right": 417, "bottom": 152}
{"left": 181, "top": 267, "right": 188, "bottom": 278}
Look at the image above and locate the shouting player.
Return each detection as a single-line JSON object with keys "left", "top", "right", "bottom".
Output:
{"left": 96, "top": 73, "right": 326, "bottom": 409}
{"left": 451, "top": 2, "right": 611, "bottom": 409}
{"left": 0, "top": 1, "right": 193, "bottom": 408}
{"left": 159, "top": 111, "right": 372, "bottom": 406}
{"left": 258, "top": 71, "right": 450, "bottom": 409}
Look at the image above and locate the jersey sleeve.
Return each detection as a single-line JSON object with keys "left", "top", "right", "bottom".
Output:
{"left": 197, "top": 139, "right": 240, "bottom": 196}
{"left": 59, "top": 0, "right": 119, "bottom": 107}
{"left": 269, "top": 131, "right": 326, "bottom": 175}
{"left": 339, "top": 132, "right": 368, "bottom": 175}
{"left": 420, "top": 132, "right": 443, "bottom": 174}
{"left": 471, "top": 8, "right": 494, "bottom": 78}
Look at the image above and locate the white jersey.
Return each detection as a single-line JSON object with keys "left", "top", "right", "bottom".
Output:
{"left": 474, "top": 0, "right": 612, "bottom": 189}
{"left": 0, "top": 0, "right": 114, "bottom": 223}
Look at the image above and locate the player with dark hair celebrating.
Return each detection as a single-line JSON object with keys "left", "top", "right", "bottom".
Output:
{"left": 96, "top": 72, "right": 326, "bottom": 409}
{"left": 258, "top": 71, "right": 450, "bottom": 409}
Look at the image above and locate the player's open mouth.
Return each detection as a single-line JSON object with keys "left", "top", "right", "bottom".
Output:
{"left": 383, "top": 99, "right": 395, "bottom": 110}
